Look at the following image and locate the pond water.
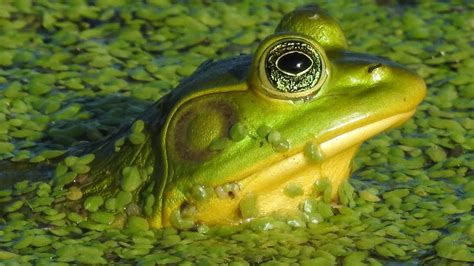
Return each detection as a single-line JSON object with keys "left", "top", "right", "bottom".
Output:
{"left": 0, "top": 0, "right": 472, "bottom": 264}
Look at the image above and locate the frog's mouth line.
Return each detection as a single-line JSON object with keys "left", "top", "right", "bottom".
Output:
{"left": 236, "top": 109, "right": 416, "bottom": 195}
{"left": 319, "top": 109, "right": 415, "bottom": 159}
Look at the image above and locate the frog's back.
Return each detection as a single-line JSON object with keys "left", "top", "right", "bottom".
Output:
{"left": 141, "top": 55, "right": 252, "bottom": 127}
{"left": 167, "top": 55, "right": 251, "bottom": 102}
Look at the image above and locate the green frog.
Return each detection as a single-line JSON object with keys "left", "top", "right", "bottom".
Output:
{"left": 0, "top": 6, "right": 426, "bottom": 229}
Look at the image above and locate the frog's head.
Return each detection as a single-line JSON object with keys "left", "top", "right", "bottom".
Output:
{"left": 150, "top": 6, "right": 426, "bottom": 228}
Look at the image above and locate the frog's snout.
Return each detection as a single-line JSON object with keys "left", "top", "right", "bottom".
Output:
{"left": 368, "top": 62, "right": 426, "bottom": 112}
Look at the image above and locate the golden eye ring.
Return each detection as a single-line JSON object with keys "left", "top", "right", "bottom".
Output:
{"left": 252, "top": 34, "right": 329, "bottom": 101}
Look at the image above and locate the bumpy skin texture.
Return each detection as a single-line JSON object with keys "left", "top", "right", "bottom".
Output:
{"left": 1, "top": 6, "right": 426, "bottom": 229}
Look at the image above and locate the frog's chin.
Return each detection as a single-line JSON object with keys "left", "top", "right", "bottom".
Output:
{"left": 237, "top": 109, "right": 416, "bottom": 194}
{"left": 189, "top": 110, "right": 415, "bottom": 225}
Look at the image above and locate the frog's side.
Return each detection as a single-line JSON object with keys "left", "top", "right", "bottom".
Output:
{"left": 0, "top": 6, "right": 426, "bottom": 229}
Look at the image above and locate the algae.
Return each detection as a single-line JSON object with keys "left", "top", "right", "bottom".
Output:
{"left": 0, "top": 0, "right": 472, "bottom": 264}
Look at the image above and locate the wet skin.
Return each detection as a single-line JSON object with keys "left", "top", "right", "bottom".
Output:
{"left": 0, "top": 6, "right": 426, "bottom": 229}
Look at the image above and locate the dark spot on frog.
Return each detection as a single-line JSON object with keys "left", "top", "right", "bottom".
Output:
{"left": 227, "top": 190, "right": 236, "bottom": 199}
{"left": 368, "top": 63, "right": 382, "bottom": 73}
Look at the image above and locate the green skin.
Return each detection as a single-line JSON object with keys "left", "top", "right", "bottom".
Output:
{"left": 0, "top": 6, "right": 425, "bottom": 228}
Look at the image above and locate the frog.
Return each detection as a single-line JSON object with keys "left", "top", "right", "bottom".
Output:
{"left": 0, "top": 5, "right": 425, "bottom": 229}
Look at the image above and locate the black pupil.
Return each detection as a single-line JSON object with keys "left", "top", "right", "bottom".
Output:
{"left": 277, "top": 52, "right": 312, "bottom": 75}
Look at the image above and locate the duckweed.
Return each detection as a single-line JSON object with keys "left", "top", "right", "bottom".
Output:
{"left": 240, "top": 194, "right": 259, "bottom": 219}
{"left": 105, "top": 198, "right": 117, "bottom": 211}
{"left": 89, "top": 212, "right": 115, "bottom": 225}
{"left": 304, "top": 142, "right": 323, "bottom": 162}
{"left": 67, "top": 212, "right": 85, "bottom": 223}
{"left": 0, "top": 250, "right": 18, "bottom": 260}
{"left": 83, "top": 195, "right": 104, "bottom": 212}
{"left": 190, "top": 184, "right": 210, "bottom": 201}
{"left": 415, "top": 230, "right": 441, "bottom": 244}
{"left": 116, "top": 191, "right": 133, "bottom": 209}
{"left": 0, "top": 1, "right": 472, "bottom": 265}
{"left": 314, "top": 179, "right": 332, "bottom": 203}
{"left": 128, "top": 132, "right": 146, "bottom": 145}
{"left": 114, "top": 137, "right": 125, "bottom": 152}
{"left": 144, "top": 194, "right": 155, "bottom": 216}
{"left": 359, "top": 189, "right": 381, "bottom": 202}
{"left": 435, "top": 233, "right": 474, "bottom": 262}
{"left": 71, "top": 164, "right": 90, "bottom": 174}
{"left": 127, "top": 216, "right": 150, "bottom": 232}
{"left": 267, "top": 129, "right": 281, "bottom": 144}
{"left": 284, "top": 183, "right": 304, "bottom": 198}
{"left": 77, "top": 153, "right": 95, "bottom": 165}
{"left": 66, "top": 186, "right": 82, "bottom": 201}
{"left": 208, "top": 137, "right": 230, "bottom": 151}
{"left": 169, "top": 210, "right": 195, "bottom": 230}
{"left": 230, "top": 122, "right": 247, "bottom": 142}
{"left": 131, "top": 120, "right": 145, "bottom": 133}
{"left": 272, "top": 139, "right": 290, "bottom": 152}
{"left": 121, "top": 166, "right": 142, "bottom": 192}
{"left": 5, "top": 200, "right": 25, "bottom": 213}
{"left": 54, "top": 171, "right": 77, "bottom": 187}
{"left": 257, "top": 124, "right": 272, "bottom": 138}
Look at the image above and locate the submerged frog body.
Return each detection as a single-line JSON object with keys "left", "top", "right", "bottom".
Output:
{"left": 0, "top": 6, "right": 426, "bottom": 229}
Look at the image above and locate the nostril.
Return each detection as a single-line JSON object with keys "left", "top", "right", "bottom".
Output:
{"left": 368, "top": 63, "right": 382, "bottom": 73}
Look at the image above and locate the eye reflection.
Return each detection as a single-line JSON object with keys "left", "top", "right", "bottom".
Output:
{"left": 276, "top": 51, "right": 313, "bottom": 76}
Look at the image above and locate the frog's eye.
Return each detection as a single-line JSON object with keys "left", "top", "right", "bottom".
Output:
{"left": 260, "top": 38, "right": 328, "bottom": 100}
